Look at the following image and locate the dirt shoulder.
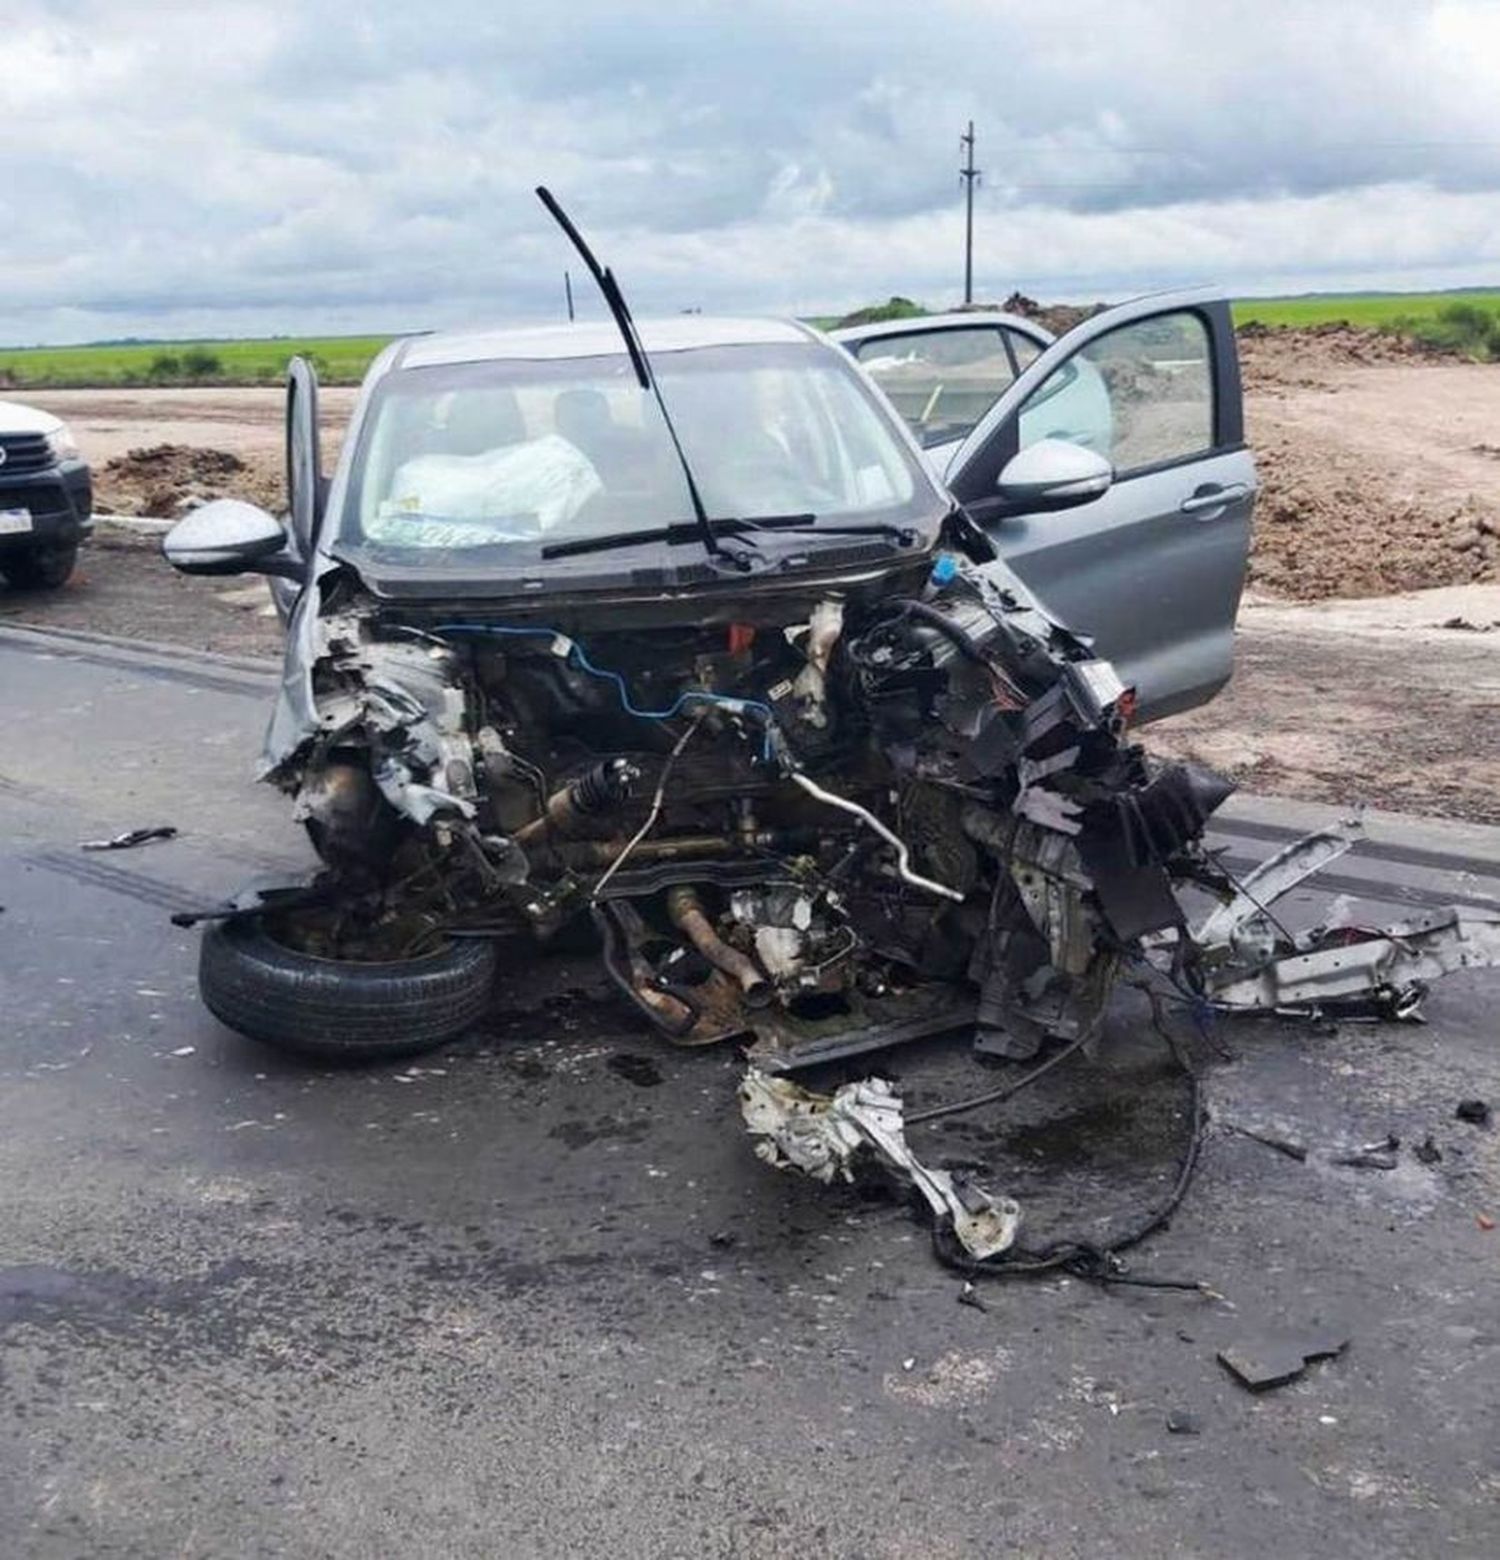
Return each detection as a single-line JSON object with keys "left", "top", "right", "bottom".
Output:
{"left": 1152, "top": 588, "right": 1500, "bottom": 824}
{"left": 1242, "top": 330, "right": 1500, "bottom": 598}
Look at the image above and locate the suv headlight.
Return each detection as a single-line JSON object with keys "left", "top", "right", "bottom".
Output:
{"left": 45, "top": 424, "right": 79, "bottom": 462}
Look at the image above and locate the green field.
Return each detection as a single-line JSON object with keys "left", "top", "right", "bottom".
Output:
{"left": 1232, "top": 289, "right": 1500, "bottom": 329}
{"left": 0, "top": 334, "right": 395, "bottom": 388}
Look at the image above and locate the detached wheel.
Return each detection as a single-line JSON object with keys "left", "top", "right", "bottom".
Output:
{"left": 199, "top": 915, "right": 497, "bottom": 1063}
{"left": 3, "top": 541, "right": 79, "bottom": 590}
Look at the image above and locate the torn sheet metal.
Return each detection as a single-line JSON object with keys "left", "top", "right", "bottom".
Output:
{"left": 1194, "top": 817, "right": 1364, "bottom": 956}
{"left": 1206, "top": 909, "right": 1500, "bottom": 1015}
{"left": 739, "top": 1069, "right": 1021, "bottom": 1259}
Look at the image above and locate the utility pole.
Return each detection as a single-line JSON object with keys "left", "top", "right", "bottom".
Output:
{"left": 959, "top": 121, "right": 981, "bottom": 305}
{"left": 564, "top": 269, "right": 575, "bottom": 322}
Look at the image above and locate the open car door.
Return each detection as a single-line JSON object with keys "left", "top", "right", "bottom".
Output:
{"left": 944, "top": 290, "right": 1255, "bottom": 722}
{"left": 275, "top": 356, "right": 325, "bottom": 620}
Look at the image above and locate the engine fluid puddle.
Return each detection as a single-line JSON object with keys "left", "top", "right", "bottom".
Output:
{"left": 549, "top": 1115, "right": 654, "bottom": 1150}
{"left": 606, "top": 1052, "right": 663, "bottom": 1088}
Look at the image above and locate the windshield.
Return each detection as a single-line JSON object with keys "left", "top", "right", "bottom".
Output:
{"left": 343, "top": 340, "right": 930, "bottom": 555}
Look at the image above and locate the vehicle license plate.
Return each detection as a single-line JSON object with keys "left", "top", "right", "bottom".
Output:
{"left": 0, "top": 509, "right": 34, "bottom": 535}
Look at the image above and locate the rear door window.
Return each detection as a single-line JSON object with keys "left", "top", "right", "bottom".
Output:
{"left": 851, "top": 326, "right": 1019, "bottom": 449}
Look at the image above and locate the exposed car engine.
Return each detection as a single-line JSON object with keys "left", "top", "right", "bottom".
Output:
{"left": 271, "top": 550, "right": 1235, "bottom": 1075}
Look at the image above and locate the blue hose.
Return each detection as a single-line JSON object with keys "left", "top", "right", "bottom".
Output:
{"left": 434, "top": 621, "right": 777, "bottom": 755}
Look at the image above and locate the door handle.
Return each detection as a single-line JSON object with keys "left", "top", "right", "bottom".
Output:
{"left": 1179, "top": 483, "right": 1248, "bottom": 515}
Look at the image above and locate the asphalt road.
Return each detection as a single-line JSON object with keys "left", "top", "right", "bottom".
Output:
{"left": 2, "top": 623, "right": 1499, "bottom": 1558}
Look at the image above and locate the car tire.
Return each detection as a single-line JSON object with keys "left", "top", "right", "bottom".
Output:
{"left": 3, "top": 541, "right": 79, "bottom": 590}
{"left": 199, "top": 915, "right": 497, "bottom": 1063}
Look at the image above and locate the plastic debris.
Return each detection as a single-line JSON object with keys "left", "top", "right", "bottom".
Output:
{"left": 1331, "top": 1133, "right": 1400, "bottom": 1170}
{"left": 1224, "top": 1121, "right": 1308, "bottom": 1161}
{"left": 81, "top": 825, "right": 178, "bottom": 851}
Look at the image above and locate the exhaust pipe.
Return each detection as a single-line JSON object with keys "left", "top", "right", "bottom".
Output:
{"left": 665, "top": 886, "right": 774, "bottom": 1009}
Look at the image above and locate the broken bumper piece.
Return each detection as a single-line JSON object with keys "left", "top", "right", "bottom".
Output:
{"left": 739, "top": 1068, "right": 1021, "bottom": 1260}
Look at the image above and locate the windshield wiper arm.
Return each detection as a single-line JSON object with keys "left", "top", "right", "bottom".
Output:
{"left": 536, "top": 187, "right": 727, "bottom": 566}
{"left": 541, "top": 513, "right": 816, "bottom": 560}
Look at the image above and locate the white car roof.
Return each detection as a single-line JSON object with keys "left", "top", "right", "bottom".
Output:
{"left": 830, "top": 310, "right": 1053, "bottom": 345}
{"left": 399, "top": 315, "right": 813, "bottom": 371}
{"left": 0, "top": 398, "right": 63, "bottom": 436}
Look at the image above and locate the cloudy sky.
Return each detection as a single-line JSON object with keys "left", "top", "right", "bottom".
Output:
{"left": 5, "top": 0, "right": 1500, "bottom": 344}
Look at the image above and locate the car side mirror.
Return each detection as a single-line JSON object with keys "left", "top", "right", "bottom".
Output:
{"left": 162, "top": 499, "right": 301, "bottom": 579}
{"left": 995, "top": 438, "right": 1112, "bottom": 512}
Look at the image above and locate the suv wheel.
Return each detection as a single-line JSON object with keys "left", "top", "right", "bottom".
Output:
{"left": 3, "top": 541, "right": 79, "bottom": 590}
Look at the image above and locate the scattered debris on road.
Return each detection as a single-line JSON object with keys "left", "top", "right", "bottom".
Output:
{"left": 1456, "top": 1098, "right": 1492, "bottom": 1126}
{"left": 80, "top": 824, "right": 178, "bottom": 851}
{"left": 741, "top": 1070, "right": 1022, "bottom": 1261}
{"left": 1224, "top": 1122, "right": 1309, "bottom": 1161}
{"left": 1330, "top": 1134, "right": 1401, "bottom": 1171}
{"left": 1218, "top": 1332, "right": 1349, "bottom": 1392}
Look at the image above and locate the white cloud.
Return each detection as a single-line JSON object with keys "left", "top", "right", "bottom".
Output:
{"left": 4, "top": 0, "right": 1500, "bottom": 343}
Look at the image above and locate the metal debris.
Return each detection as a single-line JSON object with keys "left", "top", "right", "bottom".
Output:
{"left": 1201, "top": 908, "right": 1500, "bottom": 1020}
{"left": 738, "top": 1069, "right": 1021, "bottom": 1260}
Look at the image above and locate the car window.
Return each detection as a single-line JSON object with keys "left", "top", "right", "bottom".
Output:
{"left": 1017, "top": 310, "right": 1214, "bottom": 474}
{"left": 852, "top": 326, "right": 1017, "bottom": 449}
{"left": 345, "top": 343, "right": 927, "bottom": 553}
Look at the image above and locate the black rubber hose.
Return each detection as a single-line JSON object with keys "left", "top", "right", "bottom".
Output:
{"left": 883, "top": 598, "right": 988, "bottom": 664}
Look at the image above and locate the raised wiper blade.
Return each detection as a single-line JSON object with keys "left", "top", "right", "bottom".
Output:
{"left": 540, "top": 514, "right": 815, "bottom": 560}
{"left": 536, "top": 187, "right": 726, "bottom": 566}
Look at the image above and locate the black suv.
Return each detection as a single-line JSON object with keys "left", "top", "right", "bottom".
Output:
{"left": 0, "top": 399, "right": 93, "bottom": 589}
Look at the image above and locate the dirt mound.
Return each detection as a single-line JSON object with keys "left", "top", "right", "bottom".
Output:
{"left": 1238, "top": 322, "right": 1451, "bottom": 392}
{"left": 1248, "top": 434, "right": 1500, "bottom": 598}
{"left": 95, "top": 443, "right": 283, "bottom": 518}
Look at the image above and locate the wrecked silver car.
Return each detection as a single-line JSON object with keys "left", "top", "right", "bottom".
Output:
{"left": 165, "top": 203, "right": 1497, "bottom": 1273}
{"left": 164, "top": 278, "right": 1254, "bottom": 1060}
